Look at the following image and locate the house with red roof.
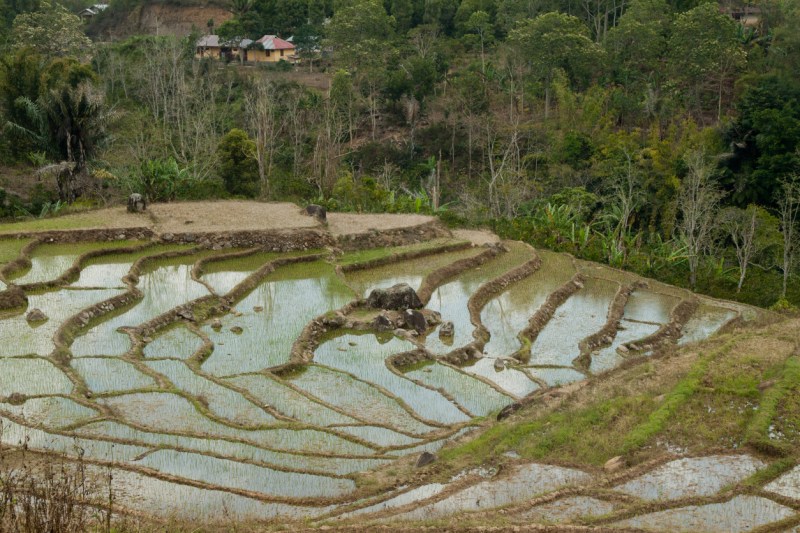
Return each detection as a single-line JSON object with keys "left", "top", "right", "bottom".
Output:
{"left": 196, "top": 34, "right": 296, "bottom": 63}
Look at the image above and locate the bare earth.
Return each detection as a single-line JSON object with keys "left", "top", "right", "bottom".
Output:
{"left": 453, "top": 229, "right": 500, "bottom": 246}
{"left": 0, "top": 201, "right": 445, "bottom": 237}
{"left": 147, "top": 201, "right": 320, "bottom": 233}
{"left": 326, "top": 212, "right": 434, "bottom": 235}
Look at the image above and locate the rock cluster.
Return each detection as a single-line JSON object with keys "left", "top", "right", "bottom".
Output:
{"left": 25, "top": 308, "right": 48, "bottom": 323}
{"left": 366, "top": 283, "right": 423, "bottom": 310}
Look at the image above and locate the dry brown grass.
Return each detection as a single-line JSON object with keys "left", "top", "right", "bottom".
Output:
{"left": 326, "top": 213, "right": 435, "bottom": 235}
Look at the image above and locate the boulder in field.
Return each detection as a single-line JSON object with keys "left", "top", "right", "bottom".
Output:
{"left": 402, "top": 309, "right": 428, "bottom": 334}
{"left": 367, "top": 283, "right": 423, "bottom": 310}
{"left": 416, "top": 451, "right": 437, "bottom": 468}
{"left": 127, "top": 193, "right": 146, "bottom": 213}
{"left": 439, "top": 321, "right": 455, "bottom": 338}
{"left": 26, "top": 308, "right": 48, "bottom": 323}
{"left": 604, "top": 456, "right": 625, "bottom": 473}
{"left": 304, "top": 204, "right": 327, "bottom": 222}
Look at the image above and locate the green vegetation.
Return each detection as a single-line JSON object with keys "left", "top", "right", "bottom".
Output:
{"left": 0, "top": 0, "right": 798, "bottom": 310}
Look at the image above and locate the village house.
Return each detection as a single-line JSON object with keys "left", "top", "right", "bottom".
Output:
{"left": 195, "top": 34, "right": 296, "bottom": 63}
{"left": 79, "top": 3, "right": 109, "bottom": 22}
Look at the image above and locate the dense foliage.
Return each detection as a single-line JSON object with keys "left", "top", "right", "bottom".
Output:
{"left": 0, "top": 0, "right": 799, "bottom": 308}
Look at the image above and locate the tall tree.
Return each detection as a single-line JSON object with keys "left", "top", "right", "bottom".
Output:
{"left": 776, "top": 175, "right": 800, "bottom": 298}
{"left": 508, "top": 13, "right": 603, "bottom": 118}
{"left": 668, "top": 2, "right": 744, "bottom": 122}
{"left": 720, "top": 205, "right": 780, "bottom": 293}
{"left": 10, "top": 1, "right": 92, "bottom": 58}
{"left": 677, "top": 149, "right": 725, "bottom": 288}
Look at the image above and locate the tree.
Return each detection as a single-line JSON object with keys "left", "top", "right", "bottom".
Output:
{"left": 776, "top": 175, "right": 800, "bottom": 298}
{"left": 604, "top": 148, "right": 644, "bottom": 264}
{"left": 325, "top": 0, "right": 395, "bottom": 71}
{"left": 391, "top": 0, "right": 414, "bottom": 33}
{"left": 7, "top": 83, "right": 111, "bottom": 201}
{"left": 677, "top": 149, "right": 725, "bottom": 288}
{"left": 508, "top": 13, "right": 603, "bottom": 118}
{"left": 668, "top": 3, "right": 744, "bottom": 122}
{"left": 229, "top": 0, "right": 254, "bottom": 17}
{"left": 464, "top": 10, "right": 492, "bottom": 73}
{"left": 604, "top": 0, "right": 671, "bottom": 88}
{"left": 325, "top": 0, "right": 395, "bottom": 138}
{"left": 720, "top": 205, "right": 780, "bottom": 293}
{"left": 293, "top": 24, "right": 322, "bottom": 72}
{"left": 217, "top": 129, "right": 260, "bottom": 197}
{"left": 244, "top": 80, "right": 282, "bottom": 198}
{"left": 10, "top": 1, "right": 92, "bottom": 58}
{"left": 724, "top": 75, "right": 800, "bottom": 206}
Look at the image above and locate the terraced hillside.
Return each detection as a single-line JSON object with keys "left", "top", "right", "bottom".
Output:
{"left": 0, "top": 204, "right": 793, "bottom": 531}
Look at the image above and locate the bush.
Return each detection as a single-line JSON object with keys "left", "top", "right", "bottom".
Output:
{"left": 217, "top": 129, "right": 260, "bottom": 198}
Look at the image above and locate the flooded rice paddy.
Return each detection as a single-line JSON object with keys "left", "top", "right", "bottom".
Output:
{"left": 0, "top": 236, "right": 779, "bottom": 527}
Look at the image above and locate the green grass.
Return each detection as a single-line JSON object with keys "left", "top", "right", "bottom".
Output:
{"left": 0, "top": 213, "right": 114, "bottom": 233}
{"left": 739, "top": 457, "right": 797, "bottom": 489}
{"left": 337, "top": 238, "right": 464, "bottom": 266}
{"left": 745, "top": 356, "right": 800, "bottom": 455}
{"left": 620, "top": 343, "right": 726, "bottom": 454}
{"left": 0, "top": 237, "right": 32, "bottom": 266}
{"left": 441, "top": 395, "right": 654, "bottom": 466}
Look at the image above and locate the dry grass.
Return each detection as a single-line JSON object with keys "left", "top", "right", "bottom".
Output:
{"left": 147, "top": 201, "right": 319, "bottom": 233}
{"left": 326, "top": 213, "right": 434, "bottom": 235}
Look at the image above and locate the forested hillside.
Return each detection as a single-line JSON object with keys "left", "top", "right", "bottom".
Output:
{"left": 0, "top": 0, "right": 798, "bottom": 309}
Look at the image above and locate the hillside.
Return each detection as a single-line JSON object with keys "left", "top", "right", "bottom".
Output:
{"left": 87, "top": 0, "right": 232, "bottom": 38}
{"left": 1, "top": 201, "right": 797, "bottom": 532}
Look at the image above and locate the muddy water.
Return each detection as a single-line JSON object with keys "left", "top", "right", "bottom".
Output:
{"left": 424, "top": 242, "right": 534, "bottom": 355}
{"left": 75, "top": 420, "right": 389, "bottom": 475}
{"left": 614, "top": 455, "right": 765, "bottom": 501}
{"left": 227, "top": 373, "right": 359, "bottom": 426}
{"left": 73, "top": 357, "right": 156, "bottom": 393}
{"left": 589, "top": 288, "right": 678, "bottom": 374}
{"left": 523, "top": 496, "right": 617, "bottom": 522}
{"left": 679, "top": 303, "right": 738, "bottom": 345}
{"left": 460, "top": 357, "right": 539, "bottom": 398}
{"left": 145, "top": 360, "right": 277, "bottom": 426}
{"left": 765, "top": 465, "right": 800, "bottom": 500}
{"left": 314, "top": 333, "right": 469, "bottom": 425}
{"left": 0, "top": 243, "right": 771, "bottom": 522}
{"left": 528, "top": 276, "right": 619, "bottom": 367}
{"left": 0, "top": 396, "right": 96, "bottom": 429}
{"left": 71, "top": 256, "right": 214, "bottom": 356}
{"left": 0, "top": 417, "right": 149, "bottom": 461}
{"left": 0, "top": 358, "right": 73, "bottom": 395}
{"left": 612, "top": 495, "right": 794, "bottom": 532}
{"left": 137, "top": 449, "right": 356, "bottom": 498}
{"left": 481, "top": 250, "right": 575, "bottom": 358}
{"left": 9, "top": 241, "right": 143, "bottom": 285}
{"left": 201, "top": 261, "right": 354, "bottom": 376}
{"left": 71, "top": 244, "right": 192, "bottom": 289}
{"left": 102, "top": 466, "right": 331, "bottom": 521}
{"left": 344, "top": 247, "right": 484, "bottom": 298}
{"left": 395, "top": 463, "right": 591, "bottom": 520}
{"left": 200, "top": 251, "right": 284, "bottom": 294}
{"left": 99, "top": 392, "right": 375, "bottom": 456}
{"left": 0, "top": 288, "right": 123, "bottom": 357}
{"left": 405, "top": 361, "right": 513, "bottom": 417}
{"left": 288, "top": 365, "right": 435, "bottom": 435}
{"left": 142, "top": 325, "right": 204, "bottom": 359}
{"left": 340, "top": 484, "right": 448, "bottom": 518}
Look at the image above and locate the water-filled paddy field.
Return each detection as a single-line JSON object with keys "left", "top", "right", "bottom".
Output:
{"left": 0, "top": 235, "right": 784, "bottom": 528}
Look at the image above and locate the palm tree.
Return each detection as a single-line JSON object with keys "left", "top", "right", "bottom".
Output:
{"left": 6, "top": 83, "right": 112, "bottom": 202}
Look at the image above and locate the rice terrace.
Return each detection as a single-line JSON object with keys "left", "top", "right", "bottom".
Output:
{"left": 0, "top": 200, "right": 799, "bottom": 532}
